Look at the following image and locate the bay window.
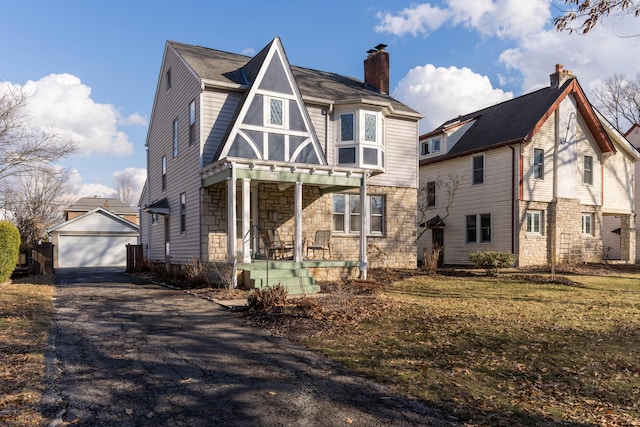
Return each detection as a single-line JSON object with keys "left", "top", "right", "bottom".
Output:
{"left": 337, "top": 111, "right": 384, "bottom": 169}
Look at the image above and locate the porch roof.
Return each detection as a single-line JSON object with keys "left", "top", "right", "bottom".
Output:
{"left": 200, "top": 157, "right": 370, "bottom": 192}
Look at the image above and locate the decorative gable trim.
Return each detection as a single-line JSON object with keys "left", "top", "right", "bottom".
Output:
{"left": 526, "top": 79, "right": 616, "bottom": 154}
{"left": 215, "top": 37, "right": 326, "bottom": 166}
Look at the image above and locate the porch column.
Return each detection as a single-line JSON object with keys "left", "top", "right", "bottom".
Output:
{"left": 359, "top": 173, "right": 369, "bottom": 279}
{"left": 241, "top": 178, "right": 251, "bottom": 263}
{"left": 226, "top": 174, "right": 237, "bottom": 262}
{"left": 294, "top": 181, "right": 303, "bottom": 262}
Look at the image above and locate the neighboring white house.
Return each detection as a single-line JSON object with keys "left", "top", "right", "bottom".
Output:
{"left": 139, "top": 38, "right": 422, "bottom": 292}
{"left": 48, "top": 207, "right": 140, "bottom": 268}
{"left": 418, "top": 65, "right": 639, "bottom": 267}
{"left": 624, "top": 123, "right": 640, "bottom": 262}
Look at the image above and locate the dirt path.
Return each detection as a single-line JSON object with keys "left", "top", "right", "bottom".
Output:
{"left": 42, "top": 268, "right": 459, "bottom": 426}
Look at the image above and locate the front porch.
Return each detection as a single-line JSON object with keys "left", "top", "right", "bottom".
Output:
{"left": 200, "top": 157, "right": 375, "bottom": 292}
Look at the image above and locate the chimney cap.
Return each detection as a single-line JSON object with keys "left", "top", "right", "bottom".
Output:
{"left": 375, "top": 43, "right": 387, "bottom": 51}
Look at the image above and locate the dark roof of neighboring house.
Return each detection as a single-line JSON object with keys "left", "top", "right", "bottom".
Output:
{"left": 65, "top": 197, "right": 137, "bottom": 215}
{"left": 168, "top": 40, "right": 421, "bottom": 116}
{"left": 420, "top": 78, "right": 615, "bottom": 165}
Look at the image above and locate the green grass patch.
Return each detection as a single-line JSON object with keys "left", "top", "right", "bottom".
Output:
{"left": 0, "top": 276, "right": 55, "bottom": 426}
{"left": 303, "top": 273, "right": 640, "bottom": 426}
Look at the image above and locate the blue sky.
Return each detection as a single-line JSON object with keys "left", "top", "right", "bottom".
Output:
{"left": 1, "top": 0, "right": 638, "bottom": 204}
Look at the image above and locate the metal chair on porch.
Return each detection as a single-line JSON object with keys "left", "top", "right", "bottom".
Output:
{"left": 265, "top": 229, "right": 294, "bottom": 259}
{"left": 306, "top": 230, "right": 331, "bottom": 260}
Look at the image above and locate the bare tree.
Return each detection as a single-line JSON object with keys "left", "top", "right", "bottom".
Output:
{"left": 417, "top": 172, "right": 463, "bottom": 240}
{"left": 113, "top": 169, "right": 141, "bottom": 207}
{"left": 554, "top": 0, "right": 640, "bottom": 34}
{"left": 1, "top": 166, "right": 73, "bottom": 248}
{"left": 0, "top": 86, "right": 76, "bottom": 182}
{"left": 592, "top": 73, "right": 640, "bottom": 131}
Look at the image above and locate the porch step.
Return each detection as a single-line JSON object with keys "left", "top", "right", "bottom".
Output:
{"left": 242, "top": 262, "right": 320, "bottom": 295}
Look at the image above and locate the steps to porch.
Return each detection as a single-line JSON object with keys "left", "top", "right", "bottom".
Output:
{"left": 241, "top": 261, "right": 321, "bottom": 295}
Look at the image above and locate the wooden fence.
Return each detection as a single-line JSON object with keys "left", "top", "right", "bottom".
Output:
{"left": 31, "top": 243, "right": 54, "bottom": 275}
{"left": 126, "top": 244, "right": 144, "bottom": 272}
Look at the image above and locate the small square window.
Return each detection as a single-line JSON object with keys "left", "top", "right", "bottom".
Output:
{"left": 338, "top": 147, "right": 356, "bottom": 164}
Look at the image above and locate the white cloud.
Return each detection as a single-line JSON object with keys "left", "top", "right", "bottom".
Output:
{"left": 242, "top": 48, "right": 256, "bottom": 56}
{"left": 67, "top": 169, "right": 117, "bottom": 199}
{"left": 375, "top": 0, "right": 550, "bottom": 38}
{"left": 113, "top": 167, "right": 146, "bottom": 190}
{"left": 499, "top": 15, "right": 640, "bottom": 94}
{"left": 375, "top": 3, "right": 450, "bottom": 36}
{"left": 118, "top": 112, "right": 147, "bottom": 127}
{"left": 7, "top": 73, "right": 140, "bottom": 156}
{"left": 393, "top": 64, "right": 513, "bottom": 132}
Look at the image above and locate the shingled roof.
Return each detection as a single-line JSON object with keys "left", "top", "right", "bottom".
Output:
{"left": 65, "top": 197, "right": 137, "bottom": 215}
{"left": 420, "top": 77, "right": 615, "bottom": 165}
{"left": 168, "top": 40, "right": 420, "bottom": 117}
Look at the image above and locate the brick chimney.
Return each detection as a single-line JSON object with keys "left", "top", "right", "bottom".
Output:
{"left": 104, "top": 200, "right": 110, "bottom": 209}
{"left": 364, "top": 44, "right": 389, "bottom": 95}
{"left": 550, "top": 64, "right": 575, "bottom": 89}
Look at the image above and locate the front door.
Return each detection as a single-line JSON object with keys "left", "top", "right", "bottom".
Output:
{"left": 432, "top": 228, "right": 444, "bottom": 266}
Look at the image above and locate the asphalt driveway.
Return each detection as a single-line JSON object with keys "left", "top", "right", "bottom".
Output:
{"left": 42, "top": 267, "right": 458, "bottom": 426}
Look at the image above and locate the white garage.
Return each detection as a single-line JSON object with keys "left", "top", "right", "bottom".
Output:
{"left": 48, "top": 207, "right": 139, "bottom": 268}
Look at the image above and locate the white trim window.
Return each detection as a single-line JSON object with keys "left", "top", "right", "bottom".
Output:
{"left": 426, "top": 181, "right": 436, "bottom": 208}
{"left": 583, "top": 155, "right": 593, "bottom": 185}
{"left": 466, "top": 213, "right": 491, "bottom": 243}
{"left": 526, "top": 210, "right": 542, "bottom": 234}
{"left": 266, "top": 96, "right": 286, "bottom": 128}
{"left": 180, "top": 192, "right": 186, "bottom": 234}
{"left": 421, "top": 136, "right": 442, "bottom": 156}
{"left": 172, "top": 118, "right": 179, "bottom": 158}
{"left": 332, "top": 194, "right": 385, "bottom": 235}
{"left": 188, "top": 100, "right": 196, "bottom": 146}
{"left": 336, "top": 111, "right": 384, "bottom": 169}
{"left": 533, "top": 148, "right": 544, "bottom": 180}
{"left": 161, "top": 156, "right": 167, "bottom": 192}
{"left": 472, "top": 155, "right": 484, "bottom": 185}
{"left": 581, "top": 213, "right": 594, "bottom": 235}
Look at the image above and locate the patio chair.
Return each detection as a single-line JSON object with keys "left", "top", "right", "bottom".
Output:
{"left": 306, "top": 230, "right": 331, "bottom": 259}
{"left": 266, "top": 229, "right": 293, "bottom": 259}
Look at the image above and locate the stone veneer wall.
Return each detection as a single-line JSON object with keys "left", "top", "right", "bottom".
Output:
{"left": 201, "top": 182, "right": 418, "bottom": 271}
{"left": 549, "top": 198, "right": 602, "bottom": 264}
{"left": 201, "top": 182, "right": 228, "bottom": 262}
{"left": 518, "top": 201, "right": 550, "bottom": 266}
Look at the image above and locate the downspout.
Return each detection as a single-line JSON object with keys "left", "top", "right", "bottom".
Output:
{"left": 146, "top": 145, "right": 151, "bottom": 261}
{"left": 510, "top": 144, "right": 517, "bottom": 259}
{"left": 551, "top": 109, "right": 559, "bottom": 278}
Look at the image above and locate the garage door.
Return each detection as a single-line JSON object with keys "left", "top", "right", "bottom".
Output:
{"left": 58, "top": 235, "right": 138, "bottom": 268}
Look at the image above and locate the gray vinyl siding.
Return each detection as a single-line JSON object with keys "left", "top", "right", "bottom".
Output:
{"left": 418, "top": 146, "right": 514, "bottom": 265}
{"left": 369, "top": 117, "right": 418, "bottom": 189}
{"left": 145, "top": 44, "right": 202, "bottom": 263}
{"left": 201, "top": 89, "right": 242, "bottom": 166}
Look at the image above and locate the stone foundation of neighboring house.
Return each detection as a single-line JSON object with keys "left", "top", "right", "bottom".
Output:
{"left": 519, "top": 198, "right": 602, "bottom": 266}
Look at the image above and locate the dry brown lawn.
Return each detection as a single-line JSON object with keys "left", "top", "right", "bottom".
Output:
{"left": 245, "top": 267, "right": 640, "bottom": 426}
{"left": 0, "top": 276, "right": 54, "bottom": 427}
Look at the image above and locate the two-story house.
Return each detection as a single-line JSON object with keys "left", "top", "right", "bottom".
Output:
{"left": 418, "top": 65, "right": 639, "bottom": 267}
{"left": 140, "top": 38, "right": 422, "bottom": 292}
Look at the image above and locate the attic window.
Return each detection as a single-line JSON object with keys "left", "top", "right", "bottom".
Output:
{"left": 166, "top": 69, "right": 172, "bottom": 91}
{"left": 421, "top": 137, "right": 441, "bottom": 155}
{"left": 267, "top": 97, "right": 285, "bottom": 128}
